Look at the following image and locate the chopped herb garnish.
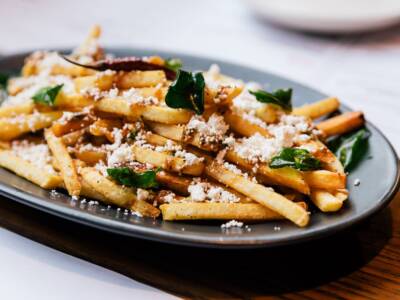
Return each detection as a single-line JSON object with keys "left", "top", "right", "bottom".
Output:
{"left": 328, "top": 128, "right": 370, "bottom": 172}
{"left": 128, "top": 130, "right": 137, "bottom": 140}
{"left": 0, "top": 73, "right": 9, "bottom": 90}
{"left": 165, "top": 70, "right": 205, "bottom": 115}
{"left": 165, "top": 58, "right": 182, "bottom": 72}
{"left": 107, "top": 167, "right": 159, "bottom": 189}
{"left": 270, "top": 148, "right": 321, "bottom": 171}
{"left": 32, "top": 84, "right": 63, "bottom": 106}
{"left": 250, "top": 88, "right": 293, "bottom": 112}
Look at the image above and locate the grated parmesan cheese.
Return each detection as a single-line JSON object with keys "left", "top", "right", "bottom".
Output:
{"left": 188, "top": 179, "right": 240, "bottom": 203}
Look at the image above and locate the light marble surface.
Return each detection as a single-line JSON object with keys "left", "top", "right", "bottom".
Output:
{"left": 0, "top": 0, "right": 399, "bottom": 298}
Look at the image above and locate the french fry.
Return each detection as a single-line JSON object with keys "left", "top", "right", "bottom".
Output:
{"left": 89, "top": 118, "right": 122, "bottom": 142}
{"left": 0, "top": 102, "right": 34, "bottom": 118}
{"left": 0, "top": 141, "right": 10, "bottom": 149}
{"left": 224, "top": 109, "right": 270, "bottom": 137}
{"left": 0, "top": 150, "right": 62, "bottom": 189}
{"left": 205, "top": 161, "right": 310, "bottom": 227}
{"left": 45, "top": 129, "right": 81, "bottom": 196}
{"left": 55, "top": 92, "right": 93, "bottom": 109}
{"left": 292, "top": 97, "right": 340, "bottom": 119}
{"left": 74, "top": 24, "right": 103, "bottom": 60}
{"left": 94, "top": 98, "right": 144, "bottom": 120}
{"left": 161, "top": 201, "right": 307, "bottom": 221}
{"left": 225, "top": 150, "right": 310, "bottom": 195}
{"left": 317, "top": 111, "right": 364, "bottom": 137}
{"left": 74, "top": 73, "right": 114, "bottom": 92}
{"left": 116, "top": 71, "right": 166, "bottom": 89}
{"left": 74, "top": 149, "right": 106, "bottom": 165}
{"left": 52, "top": 115, "right": 95, "bottom": 137}
{"left": 310, "top": 190, "right": 345, "bottom": 212}
{"left": 61, "top": 129, "right": 86, "bottom": 146}
{"left": 141, "top": 106, "right": 193, "bottom": 124}
{"left": 0, "top": 111, "right": 62, "bottom": 140}
{"left": 131, "top": 145, "right": 204, "bottom": 176}
{"left": 303, "top": 170, "right": 346, "bottom": 190}
{"left": 146, "top": 121, "right": 218, "bottom": 152}
{"left": 156, "top": 171, "right": 192, "bottom": 195}
{"left": 255, "top": 105, "right": 279, "bottom": 123}
{"left": 79, "top": 167, "right": 160, "bottom": 217}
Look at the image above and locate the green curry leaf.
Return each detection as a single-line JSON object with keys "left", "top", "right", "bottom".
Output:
{"left": 270, "top": 148, "right": 321, "bottom": 171}
{"left": 32, "top": 84, "right": 63, "bottom": 106}
{"left": 165, "top": 70, "right": 205, "bottom": 115}
{"left": 249, "top": 88, "right": 293, "bottom": 111}
{"left": 107, "top": 167, "right": 159, "bottom": 189}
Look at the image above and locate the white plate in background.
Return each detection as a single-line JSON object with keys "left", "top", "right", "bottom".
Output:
{"left": 244, "top": 0, "right": 400, "bottom": 33}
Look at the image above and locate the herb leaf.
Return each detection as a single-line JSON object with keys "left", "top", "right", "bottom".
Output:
{"left": 165, "top": 58, "right": 182, "bottom": 72}
{"left": 270, "top": 148, "right": 321, "bottom": 171}
{"left": 328, "top": 128, "right": 370, "bottom": 172}
{"left": 0, "top": 73, "right": 9, "bottom": 90}
{"left": 32, "top": 84, "right": 63, "bottom": 106}
{"left": 165, "top": 70, "right": 205, "bottom": 115}
{"left": 250, "top": 88, "right": 293, "bottom": 111}
{"left": 107, "top": 167, "right": 159, "bottom": 189}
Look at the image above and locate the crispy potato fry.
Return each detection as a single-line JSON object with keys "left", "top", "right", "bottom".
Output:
{"left": 131, "top": 145, "right": 204, "bottom": 176}
{"left": 52, "top": 115, "right": 95, "bottom": 137}
{"left": 0, "top": 150, "right": 62, "bottom": 189}
{"left": 255, "top": 105, "right": 279, "bottom": 123}
{"left": 61, "top": 129, "right": 86, "bottom": 146}
{"left": 55, "top": 92, "right": 93, "bottom": 109}
{"left": 45, "top": 129, "right": 81, "bottom": 196}
{"left": 0, "top": 111, "right": 62, "bottom": 140}
{"left": 303, "top": 170, "right": 346, "bottom": 190}
{"left": 310, "top": 190, "right": 345, "bottom": 212}
{"left": 204, "top": 85, "right": 243, "bottom": 106}
{"left": 75, "top": 149, "right": 106, "bottom": 165}
{"left": 317, "top": 111, "right": 364, "bottom": 137}
{"left": 79, "top": 167, "right": 160, "bottom": 217}
{"left": 225, "top": 150, "right": 310, "bottom": 194}
{"left": 94, "top": 98, "right": 144, "bottom": 120}
{"left": 146, "top": 121, "right": 218, "bottom": 152}
{"left": 74, "top": 73, "right": 114, "bottom": 92}
{"left": 161, "top": 201, "right": 307, "bottom": 221}
{"left": 156, "top": 171, "right": 192, "bottom": 196}
{"left": 89, "top": 118, "right": 122, "bottom": 142}
{"left": 224, "top": 109, "right": 270, "bottom": 137}
{"left": 0, "top": 141, "right": 10, "bottom": 149}
{"left": 205, "top": 161, "right": 310, "bottom": 227}
{"left": 141, "top": 106, "right": 193, "bottom": 124}
{"left": 0, "top": 102, "right": 34, "bottom": 118}
{"left": 293, "top": 97, "right": 340, "bottom": 119}
{"left": 116, "top": 71, "right": 166, "bottom": 89}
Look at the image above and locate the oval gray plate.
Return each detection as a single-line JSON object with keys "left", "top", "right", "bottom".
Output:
{"left": 0, "top": 48, "right": 399, "bottom": 248}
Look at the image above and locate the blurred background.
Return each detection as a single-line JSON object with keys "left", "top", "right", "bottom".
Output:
{"left": 0, "top": 0, "right": 399, "bottom": 148}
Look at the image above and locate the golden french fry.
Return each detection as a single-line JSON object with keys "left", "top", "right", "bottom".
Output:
{"left": 116, "top": 71, "right": 166, "bottom": 89}
{"left": 161, "top": 202, "right": 307, "bottom": 221}
{"left": 225, "top": 150, "right": 310, "bottom": 195}
{"left": 146, "top": 121, "right": 218, "bottom": 152}
{"left": 61, "top": 129, "right": 86, "bottom": 146}
{"left": 131, "top": 145, "right": 204, "bottom": 176}
{"left": 317, "top": 111, "right": 364, "bottom": 137}
{"left": 45, "top": 129, "right": 81, "bottom": 196}
{"left": 293, "top": 97, "right": 340, "bottom": 119}
{"left": 79, "top": 167, "right": 160, "bottom": 217}
{"left": 0, "top": 102, "right": 34, "bottom": 118}
{"left": 205, "top": 161, "right": 310, "bottom": 227}
{"left": 94, "top": 98, "right": 144, "bottom": 120}
{"left": 224, "top": 109, "right": 270, "bottom": 137}
{"left": 255, "top": 105, "right": 279, "bottom": 123}
{"left": 55, "top": 92, "right": 93, "bottom": 109}
{"left": 156, "top": 171, "right": 192, "bottom": 195}
{"left": 0, "top": 111, "right": 62, "bottom": 140}
{"left": 0, "top": 150, "right": 62, "bottom": 189}
{"left": 310, "top": 190, "right": 345, "bottom": 212}
{"left": 303, "top": 170, "right": 346, "bottom": 190}
{"left": 141, "top": 106, "right": 193, "bottom": 124}
{"left": 75, "top": 150, "right": 106, "bottom": 165}
{"left": 74, "top": 73, "right": 114, "bottom": 92}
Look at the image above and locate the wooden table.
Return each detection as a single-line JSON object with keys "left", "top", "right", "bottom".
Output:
{"left": 0, "top": 188, "right": 398, "bottom": 299}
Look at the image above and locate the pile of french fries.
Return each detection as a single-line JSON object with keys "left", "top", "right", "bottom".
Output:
{"left": 0, "top": 26, "right": 366, "bottom": 228}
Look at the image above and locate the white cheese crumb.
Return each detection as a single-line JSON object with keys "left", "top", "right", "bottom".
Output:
{"left": 221, "top": 220, "right": 243, "bottom": 229}
{"left": 354, "top": 178, "right": 361, "bottom": 186}
{"left": 188, "top": 179, "right": 240, "bottom": 203}
{"left": 136, "top": 188, "right": 150, "bottom": 202}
